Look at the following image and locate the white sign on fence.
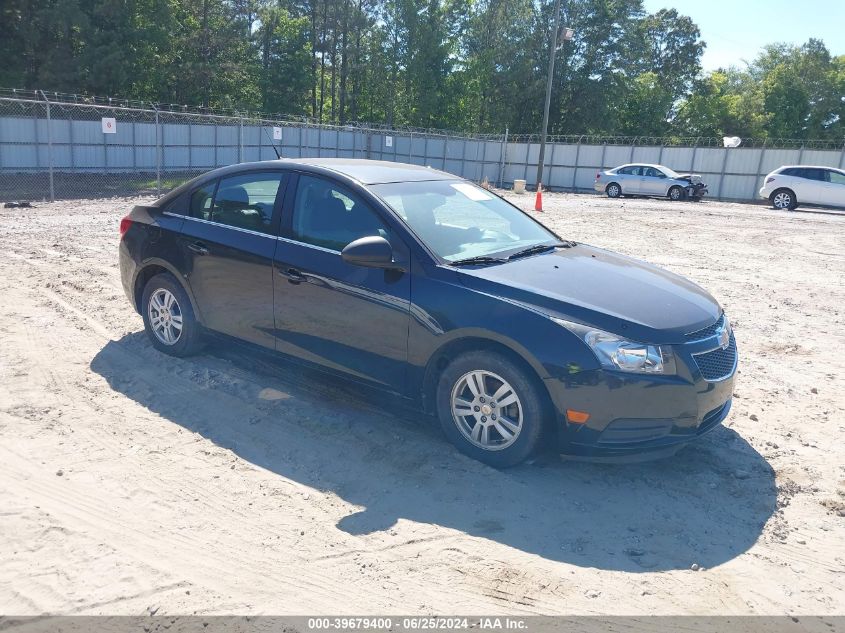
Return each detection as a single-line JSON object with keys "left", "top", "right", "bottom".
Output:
{"left": 273, "top": 127, "right": 282, "bottom": 141}
{"left": 101, "top": 117, "right": 116, "bottom": 134}
{"left": 385, "top": 136, "right": 393, "bottom": 147}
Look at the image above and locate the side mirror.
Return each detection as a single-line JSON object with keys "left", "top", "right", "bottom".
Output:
{"left": 341, "top": 236, "right": 403, "bottom": 270}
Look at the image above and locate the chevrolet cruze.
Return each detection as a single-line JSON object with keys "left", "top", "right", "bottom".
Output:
{"left": 119, "top": 159, "right": 737, "bottom": 467}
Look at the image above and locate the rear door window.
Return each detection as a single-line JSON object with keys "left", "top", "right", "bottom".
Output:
{"left": 801, "top": 168, "right": 827, "bottom": 182}
{"left": 211, "top": 172, "right": 284, "bottom": 234}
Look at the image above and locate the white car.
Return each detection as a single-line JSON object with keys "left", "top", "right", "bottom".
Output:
{"left": 759, "top": 165, "right": 845, "bottom": 210}
{"left": 594, "top": 164, "right": 707, "bottom": 201}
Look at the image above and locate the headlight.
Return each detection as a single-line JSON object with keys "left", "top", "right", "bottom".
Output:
{"left": 552, "top": 318, "right": 676, "bottom": 375}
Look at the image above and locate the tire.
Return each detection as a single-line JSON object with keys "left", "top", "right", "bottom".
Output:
{"left": 141, "top": 273, "right": 203, "bottom": 357}
{"left": 605, "top": 182, "right": 621, "bottom": 198}
{"left": 435, "top": 350, "right": 547, "bottom": 468}
{"left": 770, "top": 188, "right": 797, "bottom": 211}
{"left": 668, "top": 185, "right": 684, "bottom": 201}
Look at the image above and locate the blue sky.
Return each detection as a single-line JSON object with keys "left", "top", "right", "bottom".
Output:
{"left": 643, "top": 0, "right": 845, "bottom": 70}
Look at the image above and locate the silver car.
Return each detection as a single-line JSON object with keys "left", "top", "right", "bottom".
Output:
{"left": 594, "top": 163, "right": 707, "bottom": 201}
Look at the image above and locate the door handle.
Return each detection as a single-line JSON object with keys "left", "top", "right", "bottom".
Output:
{"left": 187, "top": 241, "right": 209, "bottom": 255}
{"left": 279, "top": 267, "right": 306, "bottom": 284}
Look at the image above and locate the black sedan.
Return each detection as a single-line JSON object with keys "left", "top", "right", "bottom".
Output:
{"left": 119, "top": 159, "right": 737, "bottom": 467}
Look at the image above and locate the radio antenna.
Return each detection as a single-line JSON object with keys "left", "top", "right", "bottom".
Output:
{"left": 262, "top": 125, "right": 282, "bottom": 159}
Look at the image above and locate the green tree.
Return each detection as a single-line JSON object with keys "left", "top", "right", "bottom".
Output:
{"left": 257, "top": 5, "right": 312, "bottom": 115}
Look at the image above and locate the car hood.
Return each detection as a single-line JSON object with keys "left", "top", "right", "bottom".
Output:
{"left": 457, "top": 245, "right": 721, "bottom": 344}
{"left": 676, "top": 173, "right": 703, "bottom": 183}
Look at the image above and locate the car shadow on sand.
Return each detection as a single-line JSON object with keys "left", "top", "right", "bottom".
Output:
{"left": 91, "top": 332, "right": 776, "bottom": 572}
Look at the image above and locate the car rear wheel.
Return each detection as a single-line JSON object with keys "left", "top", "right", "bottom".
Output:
{"left": 436, "top": 351, "right": 546, "bottom": 468}
{"left": 668, "top": 185, "right": 684, "bottom": 201}
{"left": 771, "top": 189, "right": 797, "bottom": 210}
{"left": 141, "top": 273, "right": 203, "bottom": 357}
{"left": 605, "top": 183, "right": 621, "bottom": 198}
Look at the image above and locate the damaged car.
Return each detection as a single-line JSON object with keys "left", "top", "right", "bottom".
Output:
{"left": 595, "top": 164, "right": 708, "bottom": 201}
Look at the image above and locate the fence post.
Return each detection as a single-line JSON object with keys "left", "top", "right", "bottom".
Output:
{"left": 239, "top": 116, "right": 244, "bottom": 163}
{"left": 498, "top": 128, "right": 508, "bottom": 188}
{"left": 716, "top": 146, "right": 730, "bottom": 201}
{"left": 39, "top": 90, "right": 55, "bottom": 202}
{"left": 571, "top": 135, "right": 582, "bottom": 192}
{"left": 752, "top": 140, "right": 768, "bottom": 201}
{"left": 840, "top": 141, "right": 845, "bottom": 169}
{"left": 690, "top": 138, "right": 699, "bottom": 173}
{"left": 153, "top": 105, "right": 161, "bottom": 196}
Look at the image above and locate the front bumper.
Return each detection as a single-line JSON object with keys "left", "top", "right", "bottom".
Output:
{"left": 544, "top": 335, "right": 737, "bottom": 457}
{"left": 685, "top": 184, "right": 708, "bottom": 199}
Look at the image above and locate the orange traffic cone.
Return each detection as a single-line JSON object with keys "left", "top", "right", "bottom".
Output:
{"left": 534, "top": 183, "right": 543, "bottom": 212}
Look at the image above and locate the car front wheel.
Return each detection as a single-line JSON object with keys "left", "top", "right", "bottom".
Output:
{"left": 436, "top": 351, "right": 546, "bottom": 468}
{"left": 668, "top": 185, "right": 684, "bottom": 201}
{"left": 141, "top": 273, "right": 203, "bottom": 356}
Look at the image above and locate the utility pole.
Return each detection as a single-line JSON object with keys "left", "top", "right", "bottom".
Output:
{"left": 536, "top": 1, "right": 573, "bottom": 190}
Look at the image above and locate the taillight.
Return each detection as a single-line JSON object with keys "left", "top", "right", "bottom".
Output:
{"left": 596, "top": 172, "right": 601, "bottom": 179}
{"left": 119, "top": 216, "right": 133, "bottom": 238}
{"left": 766, "top": 177, "right": 775, "bottom": 184}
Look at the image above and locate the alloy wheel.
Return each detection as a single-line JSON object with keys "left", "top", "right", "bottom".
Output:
{"left": 773, "top": 192, "right": 792, "bottom": 209}
{"left": 148, "top": 288, "right": 183, "bottom": 345}
{"left": 450, "top": 370, "right": 523, "bottom": 451}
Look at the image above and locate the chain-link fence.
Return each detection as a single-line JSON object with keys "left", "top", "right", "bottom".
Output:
{"left": 2, "top": 90, "right": 845, "bottom": 202}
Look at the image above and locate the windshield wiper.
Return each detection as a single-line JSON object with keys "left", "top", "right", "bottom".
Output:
{"left": 506, "top": 241, "right": 575, "bottom": 261}
{"left": 448, "top": 255, "right": 507, "bottom": 266}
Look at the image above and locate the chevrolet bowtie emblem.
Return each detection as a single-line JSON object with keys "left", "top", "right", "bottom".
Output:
{"left": 718, "top": 326, "right": 730, "bottom": 350}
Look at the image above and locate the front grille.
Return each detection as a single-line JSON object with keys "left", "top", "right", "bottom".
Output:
{"left": 684, "top": 314, "right": 725, "bottom": 341}
{"left": 693, "top": 332, "right": 737, "bottom": 381}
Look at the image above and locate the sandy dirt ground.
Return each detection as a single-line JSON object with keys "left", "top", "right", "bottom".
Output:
{"left": 0, "top": 191, "right": 843, "bottom": 616}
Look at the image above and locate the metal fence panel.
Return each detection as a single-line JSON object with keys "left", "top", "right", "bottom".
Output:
{"left": 631, "top": 146, "right": 661, "bottom": 164}
{"left": 3, "top": 94, "right": 844, "bottom": 202}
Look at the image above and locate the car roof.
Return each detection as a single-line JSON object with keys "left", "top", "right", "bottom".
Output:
{"left": 612, "top": 163, "right": 667, "bottom": 170}
{"left": 777, "top": 165, "right": 843, "bottom": 171}
{"left": 155, "top": 158, "right": 461, "bottom": 206}
{"left": 242, "top": 158, "right": 458, "bottom": 185}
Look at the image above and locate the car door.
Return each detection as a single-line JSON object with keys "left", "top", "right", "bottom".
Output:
{"left": 791, "top": 168, "right": 820, "bottom": 203}
{"left": 272, "top": 173, "right": 411, "bottom": 393}
{"left": 178, "top": 170, "right": 286, "bottom": 349}
{"left": 642, "top": 167, "right": 667, "bottom": 195}
{"left": 616, "top": 166, "right": 639, "bottom": 193}
{"left": 821, "top": 169, "right": 845, "bottom": 207}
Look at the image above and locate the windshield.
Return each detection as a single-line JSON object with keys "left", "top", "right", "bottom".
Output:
{"left": 371, "top": 180, "right": 559, "bottom": 262}
{"left": 662, "top": 166, "right": 681, "bottom": 178}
